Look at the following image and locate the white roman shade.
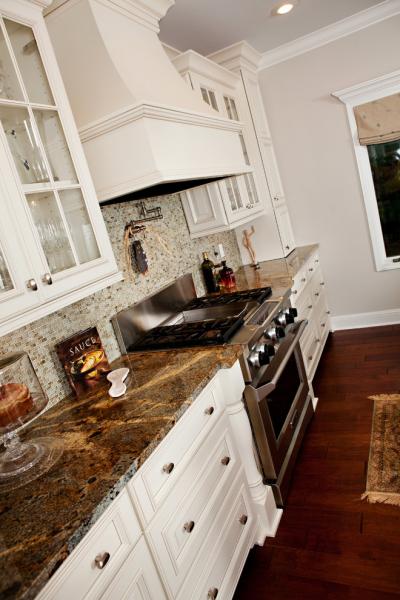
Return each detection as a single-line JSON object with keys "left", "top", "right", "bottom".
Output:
{"left": 354, "top": 92, "right": 400, "bottom": 145}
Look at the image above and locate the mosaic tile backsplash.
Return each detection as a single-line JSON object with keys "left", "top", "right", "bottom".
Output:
{"left": 0, "top": 194, "right": 242, "bottom": 406}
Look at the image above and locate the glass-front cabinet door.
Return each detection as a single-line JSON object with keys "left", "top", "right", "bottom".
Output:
{"left": 0, "top": 5, "right": 118, "bottom": 334}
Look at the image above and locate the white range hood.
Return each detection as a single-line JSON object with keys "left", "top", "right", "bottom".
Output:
{"left": 45, "top": 0, "right": 248, "bottom": 203}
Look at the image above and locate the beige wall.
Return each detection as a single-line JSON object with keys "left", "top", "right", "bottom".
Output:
{"left": 258, "top": 16, "right": 400, "bottom": 319}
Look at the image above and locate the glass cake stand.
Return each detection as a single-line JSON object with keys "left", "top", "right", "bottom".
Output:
{"left": 0, "top": 352, "right": 62, "bottom": 492}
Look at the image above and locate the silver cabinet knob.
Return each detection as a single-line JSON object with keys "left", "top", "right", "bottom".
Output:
{"left": 204, "top": 406, "right": 214, "bottom": 415}
{"left": 221, "top": 456, "right": 230, "bottom": 466}
{"left": 208, "top": 588, "right": 219, "bottom": 599}
{"left": 239, "top": 514, "right": 248, "bottom": 525}
{"left": 285, "top": 245, "right": 290, "bottom": 250}
{"left": 26, "top": 278, "right": 38, "bottom": 291}
{"left": 315, "top": 292, "right": 320, "bottom": 297}
{"left": 183, "top": 520, "right": 195, "bottom": 533}
{"left": 308, "top": 355, "right": 313, "bottom": 361}
{"left": 301, "top": 277, "right": 306, "bottom": 282}
{"left": 320, "top": 281, "right": 325, "bottom": 286}
{"left": 308, "top": 305, "right": 313, "bottom": 309}
{"left": 94, "top": 552, "right": 110, "bottom": 569}
{"left": 42, "top": 272, "right": 53, "bottom": 285}
{"left": 309, "top": 267, "right": 314, "bottom": 272}
{"left": 321, "top": 322, "right": 326, "bottom": 328}
{"left": 246, "top": 203, "right": 252, "bottom": 209}
{"left": 162, "top": 462, "right": 174, "bottom": 474}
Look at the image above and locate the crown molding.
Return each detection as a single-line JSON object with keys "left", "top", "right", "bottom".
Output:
{"left": 259, "top": 0, "right": 400, "bottom": 70}
{"left": 332, "top": 69, "right": 400, "bottom": 105}
{"left": 173, "top": 50, "right": 240, "bottom": 90}
{"left": 45, "top": 0, "right": 174, "bottom": 31}
{"left": 208, "top": 40, "right": 262, "bottom": 73}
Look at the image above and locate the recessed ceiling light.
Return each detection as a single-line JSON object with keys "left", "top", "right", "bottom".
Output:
{"left": 271, "top": 1, "right": 298, "bottom": 16}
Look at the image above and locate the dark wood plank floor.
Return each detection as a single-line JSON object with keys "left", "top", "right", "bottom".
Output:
{"left": 234, "top": 325, "right": 400, "bottom": 600}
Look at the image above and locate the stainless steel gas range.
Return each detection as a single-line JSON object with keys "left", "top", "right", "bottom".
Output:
{"left": 112, "top": 273, "right": 314, "bottom": 507}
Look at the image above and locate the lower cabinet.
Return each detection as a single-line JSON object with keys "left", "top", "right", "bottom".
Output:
{"left": 290, "top": 250, "right": 331, "bottom": 381}
{"left": 37, "top": 362, "right": 258, "bottom": 600}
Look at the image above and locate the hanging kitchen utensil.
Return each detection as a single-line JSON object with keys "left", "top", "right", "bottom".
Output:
{"left": 124, "top": 222, "right": 148, "bottom": 276}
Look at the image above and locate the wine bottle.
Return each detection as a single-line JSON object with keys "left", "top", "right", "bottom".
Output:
{"left": 201, "top": 252, "right": 219, "bottom": 293}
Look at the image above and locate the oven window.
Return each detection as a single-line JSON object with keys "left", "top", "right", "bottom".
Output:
{"left": 267, "top": 354, "right": 301, "bottom": 439}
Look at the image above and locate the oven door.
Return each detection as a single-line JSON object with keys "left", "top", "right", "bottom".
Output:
{"left": 244, "top": 320, "right": 310, "bottom": 481}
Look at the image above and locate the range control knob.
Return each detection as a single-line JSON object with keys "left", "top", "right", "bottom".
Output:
{"left": 248, "top": 351, "right": 261, "bottom": 368}
{"left": 274, "top": 312, "right": 287, "bottom": 327}
{"left": 283, "top": 310, "right": 295, "bottom": 324}
{"left": 288, "top": 307, "right": 298, "bottom": 318}
{"left": 265, "top": 326, "right": 285, "bottom": 341}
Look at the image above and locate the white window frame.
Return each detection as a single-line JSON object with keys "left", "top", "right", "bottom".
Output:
{"left": 333, "top": 70, "right": 400, "bottom": 272}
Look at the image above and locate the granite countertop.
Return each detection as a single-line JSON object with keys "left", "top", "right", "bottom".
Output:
{"left": 0, "top": 346, "right": 241, "bottom": 600}
{"left": 231, "top": 243, "right": 319, "bottom": 298}
{"left": 0, "top": 243, "right": 318, "bottom": 600}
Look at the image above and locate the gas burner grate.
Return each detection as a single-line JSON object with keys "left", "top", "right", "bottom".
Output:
{"left": 129, "top": 315, "right": 245, "bottom": 351}
{"left": 184, "top": 287, "right": 272, "bottom": 310}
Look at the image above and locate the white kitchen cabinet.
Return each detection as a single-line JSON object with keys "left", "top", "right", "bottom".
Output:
{"left": 0, "top": 0, "right": 120, "bottom": 337}
{"left": 208, "top": 43, "right": 296, "bottom": 259}
{"left": 290, "top": 250, "right": 331, "bottom": 381}
{"left": 173, "top": 51, "right": 268, "bottom": 238}
{"left": 37, "top": 361, "right": 280, "bottom": 600}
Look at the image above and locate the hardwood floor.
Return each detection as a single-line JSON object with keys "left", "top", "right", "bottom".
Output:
{"left": 234, "top": 325, "right": 400, "bottom": 600}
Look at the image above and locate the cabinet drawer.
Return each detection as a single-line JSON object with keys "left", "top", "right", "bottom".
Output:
{"left": 129, "top": 380, "right": 222, "bottom": 524}
{"left": 291, "top": 266, "right": 308, "bottom": 299}
{"left": 147, "top": 418, "right": 239, "bottom": 597}
{"left": 37, "top": 490, "right": 141, "bottom": 600}
{"left": 100, "top": 536, "right": 167, "bottom": 600}
{"left": 190, "top": 477, "right": 254, "bottom": 600}
{"left": 292, "top": 288, "right": 314, "bottom": 322}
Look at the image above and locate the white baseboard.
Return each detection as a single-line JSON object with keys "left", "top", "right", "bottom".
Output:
{"left": 331, "top": 308, "right": 400, "bottom": 331}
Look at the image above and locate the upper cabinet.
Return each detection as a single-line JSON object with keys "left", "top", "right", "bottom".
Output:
{"left": 172, "top": 47, "right": 295, "bottom": 258}
{"left": 173, "top": 51, "right": 268, "bottom": 237}
{"left": 0, "top": 0, "right": 120, "bottom": 337}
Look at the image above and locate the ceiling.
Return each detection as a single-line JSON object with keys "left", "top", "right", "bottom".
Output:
{"left": 159, "top": 0, "right": 386, "bottom": 55}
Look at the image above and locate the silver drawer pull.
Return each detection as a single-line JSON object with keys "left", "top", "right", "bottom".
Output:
{"left": 308, "top": 355, "right": 313, "bottom": 361}
{"left": 221, "top": 456, "right": 230, "bottom": 466}
{"left": 42, "top": 272, "right": 53, "bottom": 285}
{"left": 285, "top": 245, "right": 290, "bottom": 250}
{"left": 314, "top": 292, "right": 320, "bottom": 297}
{"left": 183, "top": 520, "right": 195, "bottom": 533}
{"left": 326, "top": 310, "right": 331, "bottom": 315}
{"left": 292, "top": 289, "right": 298, "bottom": 295}
{"left": 239, "top": 514, "right": 248, "bottom": 525}
{"left": 94, "top": 552, "right": 110, "bottom": 570}
{"left": 301, "top": 277, "right": 306, "bottom": 282}
{"left": 208, "top": 588, "right": 219, "bottom": 599}
{"left": 320, "top": 281, "right": 325, "bottom": 286}
{"left": 316, "top": 338, "right": 321, "bottom": 343}
{"left": 321, "top": 322, "right": 326, "bottom": 328}
{"left": 308, "top": 305, "right": 313, "bottom": 309}
{"left": 162, "top": 462, "right": 174, "bottom": 474}
{"left": 309, "top": 267, "right": 314, "bottom": 272}
{"left": 26, "top": 278, "right": 38, "bottom": 291}
{"left": 204, "top": 406, "right": 214, "bottom": 415}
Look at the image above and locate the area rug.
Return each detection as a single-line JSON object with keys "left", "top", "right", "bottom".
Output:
{"left": 361, "top": 394, "right": 400, "bottom": 506}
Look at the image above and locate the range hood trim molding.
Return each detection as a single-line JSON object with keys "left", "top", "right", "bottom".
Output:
{"left": 172, "top": 50, "right": 241, "bottom": 91}
{"left": 79, "top": 101, "right": 244, "bottom": 142}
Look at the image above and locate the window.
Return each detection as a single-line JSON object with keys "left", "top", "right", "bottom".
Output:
{"left": 223, "top": 95, "right": 239, "bottom": 121}
{"left": 200, "top": 86, "right": 218, "bottom": 111}
{"left": 334, "top": 73, "right": 400, "bottom": 271}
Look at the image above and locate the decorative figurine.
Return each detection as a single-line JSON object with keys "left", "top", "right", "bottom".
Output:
{"left": 242, "top": 226, "right": 260, "bottom": 269}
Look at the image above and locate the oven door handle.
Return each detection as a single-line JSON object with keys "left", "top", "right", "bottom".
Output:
{"left": 251, "top": 319, "right": 308, "bottom": 398}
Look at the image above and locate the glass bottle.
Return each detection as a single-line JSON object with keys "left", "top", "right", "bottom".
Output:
{"left": 219, "top": 260, "right": 236, "bottom": 290}
{"left": 201, "top": 252, "right": 219, "bottom": 293}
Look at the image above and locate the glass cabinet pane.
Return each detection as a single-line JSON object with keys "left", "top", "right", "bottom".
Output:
{"left": 0, "top": 27, "right": 23, "bottom": 101}
{"left": 34, "top": 110, "right": 77, "bottom": 183}
{"left": 0, "top": 246, "right": 13, "bottom": 293}
{"left": 244, "top": 173, "right": 259, "bottom": 206}
{"left": 225, "top": 177, "right": 243, "bottom": 211}
{"left": 0, "top": 105, "right": 49, "bottom": 184}
{"left": 59, "top": 189, "right": 100, "bottom": 264}
{"left": 4, "top": 19, "right": 54, "bottom": 106}
{"left": 26, "top": 191, "right": 76, "bottom": 274}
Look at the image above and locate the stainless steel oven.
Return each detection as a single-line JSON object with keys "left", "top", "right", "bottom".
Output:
{"left": 244, "top": 320, "right": 313, "bottom": 507}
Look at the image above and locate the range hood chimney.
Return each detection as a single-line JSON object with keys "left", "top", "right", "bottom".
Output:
{"left": 45, "top": 0, "right": 249, "bottom": 203}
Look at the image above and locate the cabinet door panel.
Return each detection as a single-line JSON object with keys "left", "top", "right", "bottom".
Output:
{"left": 274, "top": 203, "right": 295, "bottom": 256}
{"left": 181, "top": 183, "right": 228, "bottom": 236}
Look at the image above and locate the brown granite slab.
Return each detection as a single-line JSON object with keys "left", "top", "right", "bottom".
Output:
{"left": 0, "top": 346, "right": 241, "bottom": 600}
{"left": 225, "top": 244, "right": 319, "bottom": 299}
